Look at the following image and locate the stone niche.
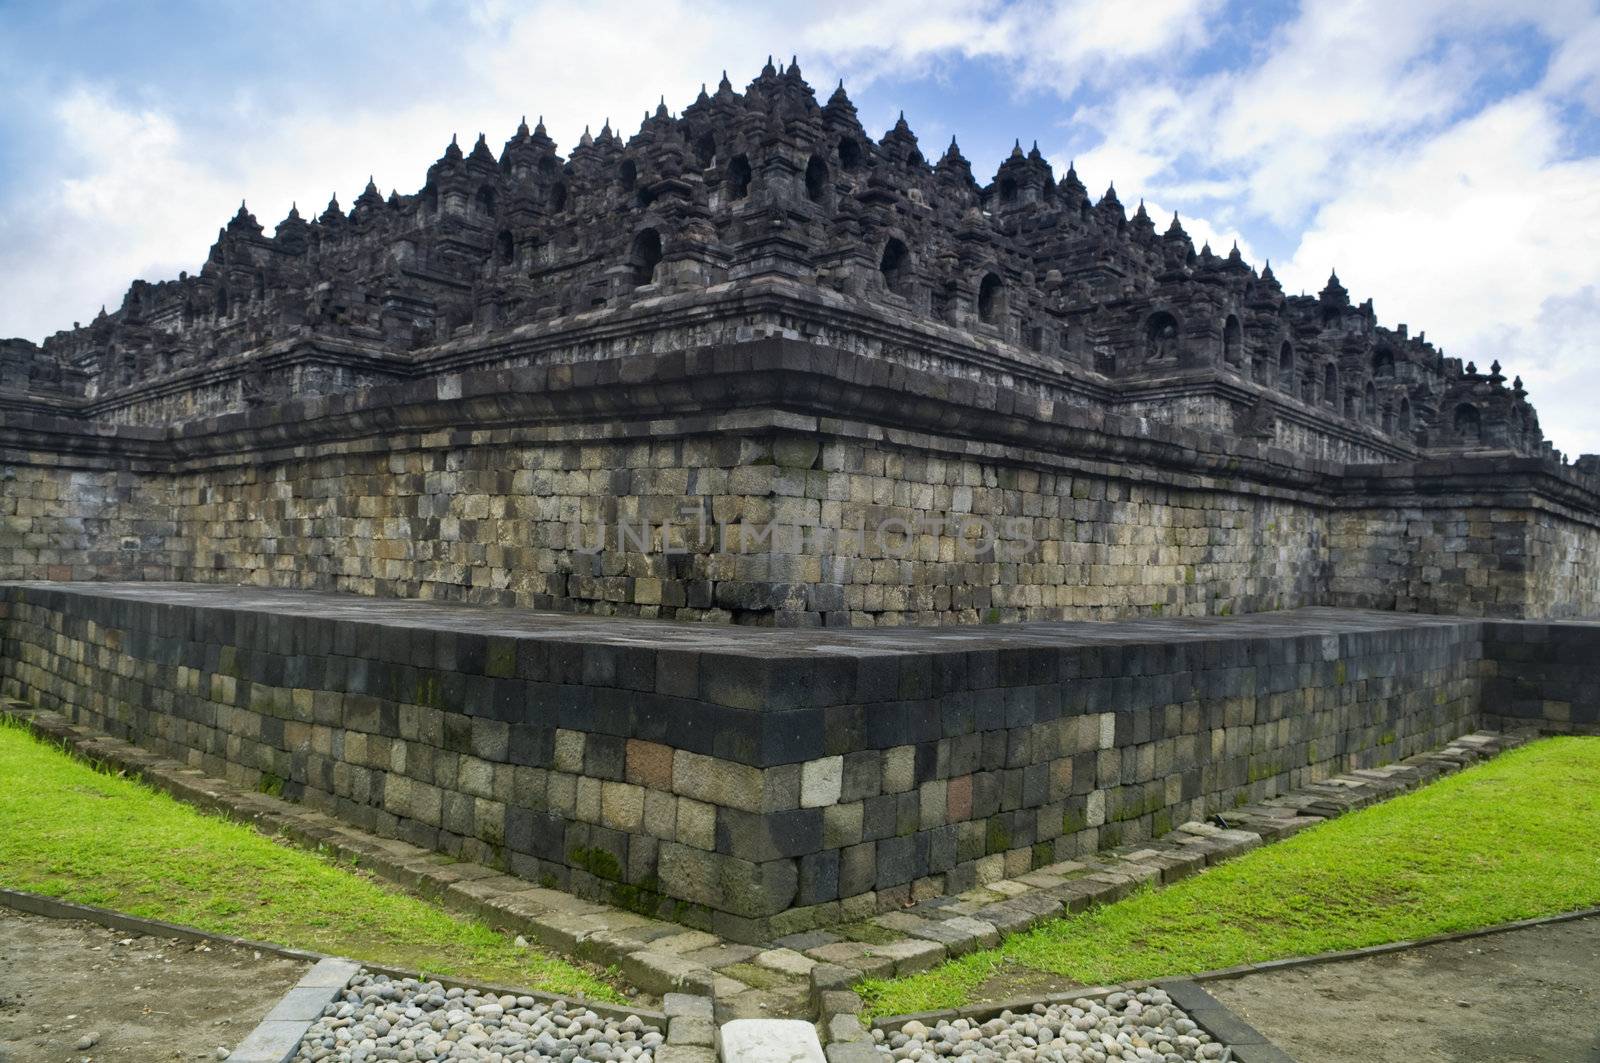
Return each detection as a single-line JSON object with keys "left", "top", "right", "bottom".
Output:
{"left": 2, "top": 581, "right": 1529, "bottom": 943}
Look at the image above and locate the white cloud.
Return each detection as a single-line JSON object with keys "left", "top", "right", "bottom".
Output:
{"left": 0, "top": 88, "right": 238, "bottom": 336}
{"left": 798, "top": 0, "right": 1218, "bottom": 95}
{"left": 1283, "top": 93, "right": 1600, "bottom": 456}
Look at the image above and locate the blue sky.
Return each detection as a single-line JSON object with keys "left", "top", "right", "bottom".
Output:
{"left": 3, "top": 0, "right": 1599, "bottom": 455}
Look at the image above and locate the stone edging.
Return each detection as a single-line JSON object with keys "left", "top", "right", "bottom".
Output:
{"left": 229, "top": 957, "right": 362, "bottom": 1063}
{"left": 0, "top": 697, "right": 1533, "bottom": 1025}
{"left": 1158, "top": 981, "right": 1295, "bottom": 1063}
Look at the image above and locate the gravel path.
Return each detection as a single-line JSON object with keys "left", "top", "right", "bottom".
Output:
{"left": 871, "top": 989, "right": 1229, "bottom": 1063}
{"left": 294, "top": 972, "right": 662, "bottom": 1063}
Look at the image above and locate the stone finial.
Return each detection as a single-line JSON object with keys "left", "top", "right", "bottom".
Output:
{"left": 1320, "top": 268, "right": 1350, "bottom": 307}
{"left": 468, "top": 133, "right": 496, "bottom": 165}
{"left": 354, "top": 176, "right": 385, "bottom": 214}
{"left": 1061, "top": 160, "right": 1087, "bottom": 200}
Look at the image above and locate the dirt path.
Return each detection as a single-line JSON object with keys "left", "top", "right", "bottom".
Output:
{"left": 1204, "top": 915, "right": 1600, "bottom": 1063}
{"left": 0, "top": 905, "right": 308, "bottom": 1063}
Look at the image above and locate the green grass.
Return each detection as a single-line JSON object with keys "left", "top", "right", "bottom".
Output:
{"left": 859, "top": 736, "right": 1600, "bottom": 1018}
{"left": 0, "top": 717, "right": 623, "bottom": 1002}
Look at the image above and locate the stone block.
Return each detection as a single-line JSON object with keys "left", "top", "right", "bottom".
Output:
{"left": 601, "top": 781, "right": 645, "bottom": 832}
{"left": 882, "top": 746, "right": 915, "bottom": 793}
{"left": 717, "top": 1019, "right": 825, "bottom": 1063}
{"left": 674, "top": 796, "right": 716, "bottom": 850}
{"left": 627, "top": 738, "right": 676, "bottom": 789}
{"left": 801, "top": 755, "right": 844, "bottom": 808}
{"left": 674, "top": 750, "right": 795, "bottom": 813}
{"left": 657, "top": 843, "right": 796, "bottom": 918}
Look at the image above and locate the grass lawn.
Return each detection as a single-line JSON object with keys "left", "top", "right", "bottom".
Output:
{"left": 859, "top": 736, "right": 1600, "bottom": 1019}
{"left": 0, "top": 717, "right": 624, "bottom": 1002}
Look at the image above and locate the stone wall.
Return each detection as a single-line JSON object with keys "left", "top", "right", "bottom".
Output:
{"left": 0, "top": 429, "right": 1330, "bottom": 626}
{"left": 0, "top": 582, "right": 1488, "bottom": 942}
{"left": 1327, "top": 459, "right": 1600, "bottom": 620}
{"left": 3, "top": 341, "right": 1598, "bottom": 626}
{"left": 1481, "top": 620, "right": 1600, "bottom": 735}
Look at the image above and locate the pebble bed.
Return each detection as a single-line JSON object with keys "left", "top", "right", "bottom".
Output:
{"left": 871, "top": 989, "right": 1229, "bottom": 1063}
{"left": 293, "top": 972, "right": 662, "bottom": 1062}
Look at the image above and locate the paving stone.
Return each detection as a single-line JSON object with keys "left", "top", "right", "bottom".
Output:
{"left": 669, "top": 1015, "right": 717, "bottom": 1046}
{"left": 865, "top": 938, "right": 947, "bottom": 976}
{"left": 628, "top": 949, "right": 717, "bottom": 995}
{"left": 824, "top": 1043, "right": 883, "bottom": 1063}
{"left": 653, "top": 930, "right": 725, "bottom": 955}
{"left": 753, "top": 947, "right": 817, "bottom": 977}
{"left": 805, "top": 942, "right": 893, "bottom": 978}
{"left": 664, "top": 992, "right": 716, "bottom": 1019}
{"left": 718, "top": 1019, "right": 826, "bottom": 1063}
{"left": 657, "top": 1045, "right": 718, "bottom": 1063}
{"left": 824, "top": 1013, "right": 868, "bottom": 1045}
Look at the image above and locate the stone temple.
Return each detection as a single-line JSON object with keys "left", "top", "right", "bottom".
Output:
{"left": 2, "top": 62, "right": 1597, "bottom": 941}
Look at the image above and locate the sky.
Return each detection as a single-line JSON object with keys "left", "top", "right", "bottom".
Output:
{"left": 2, "top": 0, "right": 1598, "bottom": 455}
